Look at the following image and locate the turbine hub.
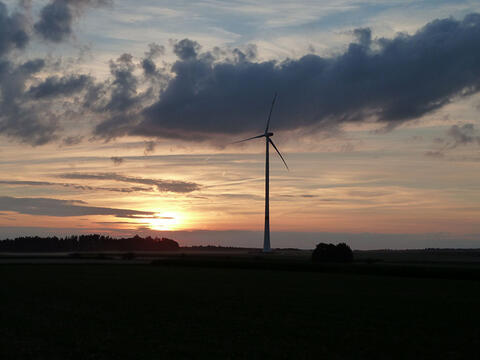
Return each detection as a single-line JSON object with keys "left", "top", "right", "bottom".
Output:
{"left": 266, "top": 132, "right": 274, "bottom": 137}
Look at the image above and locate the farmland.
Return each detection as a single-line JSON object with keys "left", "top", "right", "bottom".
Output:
{"left": 2, "top": 261, "right": 480, "bottom": 359}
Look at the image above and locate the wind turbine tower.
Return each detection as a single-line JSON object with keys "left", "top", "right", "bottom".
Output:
{"left": 234, "top": 93, "right": 289, "bottom": 252}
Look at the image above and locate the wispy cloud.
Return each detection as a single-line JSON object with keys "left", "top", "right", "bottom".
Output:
{"left": 0, "top": 196, "right": 154, "bottom": 217}
{"left": 0, "top": 180, "right": 152, "bottom": 193}
{"left": 58, "top": 172, "right": 201, "bottom": 193}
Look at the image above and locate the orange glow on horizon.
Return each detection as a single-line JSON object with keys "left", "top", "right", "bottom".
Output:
{"left": 143, "top": 212, "right": 184, "bottom": 231}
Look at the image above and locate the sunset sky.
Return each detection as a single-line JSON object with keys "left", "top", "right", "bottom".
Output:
{"left": 1, "top": 0, "right": 480, "bottom": 248}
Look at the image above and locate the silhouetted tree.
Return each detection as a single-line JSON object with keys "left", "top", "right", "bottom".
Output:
{"left": 312, "top": 242, "right": 353, "bottom": 263}
{"left": 0, "top": 234, "right": 180, "bottom": 252}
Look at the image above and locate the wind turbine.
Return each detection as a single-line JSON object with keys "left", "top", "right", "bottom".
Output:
{"left": 234, "top": 93, "right": 289, "bottom": 252}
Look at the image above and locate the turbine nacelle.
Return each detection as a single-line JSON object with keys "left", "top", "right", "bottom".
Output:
{"left": 232, "top": 93, "right": 288, "bottom": 170}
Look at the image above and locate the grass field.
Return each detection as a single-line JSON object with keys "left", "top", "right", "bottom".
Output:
{"left": 2, "top": 264, "right": 480, "bottom": 359}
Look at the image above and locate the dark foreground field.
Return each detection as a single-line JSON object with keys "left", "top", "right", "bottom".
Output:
{"left": 2, "top": 264, "right": 480, "bottom": 359}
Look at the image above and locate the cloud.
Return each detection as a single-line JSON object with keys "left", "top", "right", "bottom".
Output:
{"left": 0, "top": 179, "right": 152, "bottom": 193}
{"left": 446, "top": 124, "right": 480, "bottom": 148}
{"left": 0, "top": 1, "right": 78, "bottom": 145}
{"left": 0, "top": 180, "right": 53, "bottom": 186}
{"left": 141, "top": 42, "right": 165, "bottom": 78}
{"left": 347, "top": 190, "right": 390, "bottom": 197}
{"left": 0, "top": 196, "right": 155, "bottom": 217}
{"left": 0, "top": 60, "right": 59, "bottom": 145}
{"left": 104, "top": 54, "right": 142, "bottom": 112}
{"left": 91, "top": 53, "right": 154, "bottom": 140}
{"left": 58, "top": 172, "right": 201, "bottom": 193}
{"left": 0, "top": 2, "right": 29, "bottom": 56}
{"left": 111, "top": 214, "right": 172, "bottom": 220}
{"left": 141, "top": 58, "right": 156, "bottom": 77}
{"left": 0, "top": 4, "right": 59, "bottom": 145}
{"left": 110, "top": 156, "right": 124, "bottom": 165}
{"left": 143, "top": 140, "right": 156, "bottom": 154}
{"left": 62, "top": 135, "right": 83, "bottom": 146}
{"left": 94, "top": 13, "right": 480, "bottom": 141}
{"left": 425, "top": 123, "right": 480, "bottom": 158}
{"left": 145, "top": 43, "right": 165, "bottom": 59}
{"left": 0, "top": 1, "right": 97, "bottom": 146}
{"left": 425, "top": 150, "right": 445, "bottom": 159}
{"left": 2, "top": 5, "right": 480, "bottom": 148}
{"left": 353, "top": 28, "right": 372, "bottom": 48}
{"left": 0, "top": 57, "right": 90, "bottom": 145}
{"left": 173, "top": 39, "right": 201, "bottom": 60}
{"left": 34, "top": 1, "right": 72, "bottom": 43}
{"left": 34, "top": 0, "right": 112, "bottom": 43}
{"left": 28, "top": 74, "right": 92, "bottom": 99}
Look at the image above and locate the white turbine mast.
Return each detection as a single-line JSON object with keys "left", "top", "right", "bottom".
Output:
{"left": 233, "top": 93, "right": 289, "bottom": 252}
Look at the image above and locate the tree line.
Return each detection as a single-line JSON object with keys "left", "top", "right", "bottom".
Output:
{"left": 0, "top": 234, "right": 179, "bottom": 252}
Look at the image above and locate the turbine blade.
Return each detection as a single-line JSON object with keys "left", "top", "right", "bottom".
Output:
{"left": 268, "top": 138, "right": 289, "bottom": 170}
{"left": 231, "top": 134, "right": 265, "bottom": 144}
{"left": 265, "top": 92, "right": 277, "bottom": 133}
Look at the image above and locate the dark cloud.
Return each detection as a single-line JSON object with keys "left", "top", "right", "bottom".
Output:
{"left": 0, "top": 4, "right": 56, "bottom": 145}
{"left": 145, "top": 42, "right": 164, "bottom": 59}
{"left": 173, "top": 39, "right": 201, "bottom": 60}
{"left": 0, "top": 2, "right": 79, "bottom": 145}
{"left": 18, "top": 59, "right": 46, "bottom": 74}
{"left": 110, "top": 156, "right": 124, "bottom": 165}
{"left": 106, "top": 54, "right": 140, "bottom": 112}
{"left": 0, "top": 180, "right": 53, "bottom": 186}
{"left": 58, "top": 172, "right": 201, "bottom": 193}
{"left": 353, "top": 28, "right": 372, "bottom": 48}
{"left": 82, "top": 82, "right": 105, "bottom": 109}
{"left": 34, "top": 0, "right": 112, "bottom": 43}
{"left": 446, "top": 124, "right": 480, "bottom": 148}
{"left": 0, "top": 57, "right": 68, "bottom": 145}
{"left": 0, "top": 63, "right": 59, "bottom": 144}
{"left": 144, "top": 140, "right": 155, "bottom": 154}
{"left": 0, "top": 196, "right": 155, "bottom": 217}
{"left": 231, "top": 44, "right": 257, "bottom": 63}
{"left": 141, "top": 43, "right": 165, "bottom": 77}
{"left": 62, "top": 135, "right": 83, "bottom": 146}
{"left": 141, "top": 58, "right": 157, "bottom": 77}
{"left": 0, "top": 2, "right": 109, "bottom": 146}
{"left": 0, "top": 110, "right": 58, "bottom": 145}
{"left": 28, "top": 74, "right": 92, "bottom": 99}
{"left": 426, "top": 123, "right": 480, "bottom": 158}
{"left": 3, "top": 6, "right": 480, "bottom": 149}
{"left": 92, "top": 53, "right": 153, "bottom": 139}
{"left": 34, "top": 1, "right": 72, "bottom": 43}
{"left": 0, "top": 2, "right": 29, "bottom": 56}
{"left": 94, "top": 13, "right": 480, "bottom": 141}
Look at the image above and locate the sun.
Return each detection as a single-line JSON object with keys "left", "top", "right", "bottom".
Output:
{"left": 144, "top": 212, "right": 183, "bottom": 231}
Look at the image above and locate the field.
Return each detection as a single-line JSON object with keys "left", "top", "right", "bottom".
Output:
{"left": 2, "top": 262, "right": 480, "bottom": 359}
